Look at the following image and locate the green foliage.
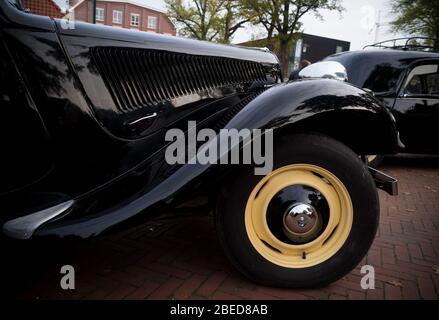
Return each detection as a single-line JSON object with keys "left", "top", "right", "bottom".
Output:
{"left": 165, "top": 0, "right": 222, "bottom": 41}
{"left": 390, "top": 0, "right": 439, "bottom": 41}
{"left": 165, "top": 0, "right": 248, "bottom": 43}
{"left": 242, "top": 0, "right": 344, "bottom": 76}
{"left": 219, "top": 1, "right": 250, "bottom": 44}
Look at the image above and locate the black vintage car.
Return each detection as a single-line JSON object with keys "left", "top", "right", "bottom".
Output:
{"left": 323, "top": 38, "right": 439, "bottom": 163}
{"left": 1, "top": 0, "right": 399, "bottom": 288}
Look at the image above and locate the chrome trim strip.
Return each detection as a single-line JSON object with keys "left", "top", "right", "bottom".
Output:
{"left": 128, "top": 113, "right": 157, "bottom": 125}
{"left": 2, "top": 200, "right": 74, "bottom": 239}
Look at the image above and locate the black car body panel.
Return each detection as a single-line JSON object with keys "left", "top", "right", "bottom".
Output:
{"left": 0, "top": 1, "right": 398, "bottom": 239}
{"left": 33, "top": 79, "right": 399, "bottom": 239}
{"left": 325, "top": 49, "right": 439, "bottom": 154}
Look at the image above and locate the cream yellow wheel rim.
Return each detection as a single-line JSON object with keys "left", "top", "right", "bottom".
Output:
{"left": 245, "top": 164, "right": 353, "bottom": 268}
{"left": 367, "top": 155, "right": 377, "bottom": 163}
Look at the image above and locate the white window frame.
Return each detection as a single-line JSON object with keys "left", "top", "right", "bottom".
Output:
{"left": 148, "top": 16, "right": 157, "bottom": 29}
{"left": 95, "top": 7, "right": 104, "bottom": 22}
{"left": 402, "top": 64, "right": 439, "bottom": 97}
{"left": 130, "top": 13, "right": 140, "bottom": 27}
{"left": 113, "top": 10, "right": 123, "bottom": 24}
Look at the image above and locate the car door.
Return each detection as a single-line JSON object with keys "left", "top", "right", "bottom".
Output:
{"left": 392, "top": 61, "right": 439, "bottom": 154}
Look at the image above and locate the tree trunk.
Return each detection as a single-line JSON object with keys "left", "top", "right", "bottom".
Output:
{"left": 267, "top": 24, "right": 274, "bottom": 39}
{"left": 279, "top": 39, "right": 290, "bottom": 80}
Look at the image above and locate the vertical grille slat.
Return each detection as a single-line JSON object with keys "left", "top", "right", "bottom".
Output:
{"left": 238, "top": 61, "right": 247, "bottom": 82}
{"left": 93, "top": 50, "right": 122, "bottom": 113}
{"left": 231, "top": 60, "right": 239, "bottom": 83}
{"left": 110, "top": 49, "right": 137, "bottom": 110}
{"left": 91, "top": 47, "right": 268, "bottom": 113}
{"left": 158, "top": 52, "right": 176, "bottom": 98}
{"left": 132, "top": 51, "right": 155, "bottom": 104}
{"left": 117, "top": 49, "right": 143, "bottom": 110}
{"left": 197, "top": 56, "right": 207, "bottom": 90}
{"left": 150, "top": 51, "right": 167, "bottom": 101}
{"left": 168, "top": 54, "right": 183, "bottom": 97}
{"left": 245, "top": 61, "right": 253, "bottom": 81}
{"left": 141, "top": 51, "right": 161, "bottom": 102}
{"left": 172, "top": 54, "right": 189, "bottom": 95}
{"left": 177, "top": 55, "right": 189, "bottom": 93}
{"left": 125, "top": 51, "right": 149, "bottom": 106}
{"left": 101, "top": 49, "right": 130, "bottom": 112}
{"left": 203, "top": 57, "right": 215, "bottom": 89}
{"left": 215, "top": 58, "right": 226, "bottom": 85}
{"left": 194, "top": 56, "right": 206, "bottom": 90}
{"left": 184, "top": 56, "right": 195, "bottom": 94}
{"left": 227, "top": 60, "right": 235, "bottom": 82}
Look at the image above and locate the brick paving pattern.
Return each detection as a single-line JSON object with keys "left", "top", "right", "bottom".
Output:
{"left": 2, "top": 156, "right": 439, "bottom": 300}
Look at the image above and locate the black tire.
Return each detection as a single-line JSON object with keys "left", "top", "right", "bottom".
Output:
{"left": 216, "top": 132, "right": 379, "bottom": 288}
{"left": 367, "top": 155, "right": 384, "bottom": 168}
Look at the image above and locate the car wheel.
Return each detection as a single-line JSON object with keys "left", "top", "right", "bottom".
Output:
{"left": 367, "top": 155, "right": 384, "bottom": 168}
{"left": 216, "top": 133, "right": 379, "bottom": 288}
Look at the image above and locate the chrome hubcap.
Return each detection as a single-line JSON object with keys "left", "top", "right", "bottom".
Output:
{"left": 283, "top": 203, "right": 322, "bottom": 243}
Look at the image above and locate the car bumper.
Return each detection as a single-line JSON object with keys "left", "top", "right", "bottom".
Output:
{"left": 369, "top": 167, "right": 398, "bottom": 196}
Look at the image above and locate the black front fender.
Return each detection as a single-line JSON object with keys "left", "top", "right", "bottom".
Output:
{"left": 227, "top": 79, "right": 399, "bottom": 155}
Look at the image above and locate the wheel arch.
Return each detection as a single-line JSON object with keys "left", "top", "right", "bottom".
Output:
{"left": 225, "top": 79, "right": 399, "bottom": 156}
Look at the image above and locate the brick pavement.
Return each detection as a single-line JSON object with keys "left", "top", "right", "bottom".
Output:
{"left": 3, "top": 156, "right": 439, "bottom": 300}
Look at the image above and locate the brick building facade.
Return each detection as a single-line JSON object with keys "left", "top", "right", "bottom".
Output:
{"left": 68, "top": 0, "right": 175, "bottom": 35}
{"left": 21, "top": 0, "right": 64, "bottom": 18}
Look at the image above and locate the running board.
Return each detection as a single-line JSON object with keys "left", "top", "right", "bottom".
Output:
{"left": 368, "top": 167, "right": 398, "bottom": 196}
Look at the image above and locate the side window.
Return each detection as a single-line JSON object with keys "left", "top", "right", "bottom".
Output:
{"left": 405, "top": 75, "right": 422, "bottom": 95}
{"left": 403, "top": 64, "right": 439, "bottom": 97}
{"left": 427, "top": 73, "right": 439, "bottom": 95}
